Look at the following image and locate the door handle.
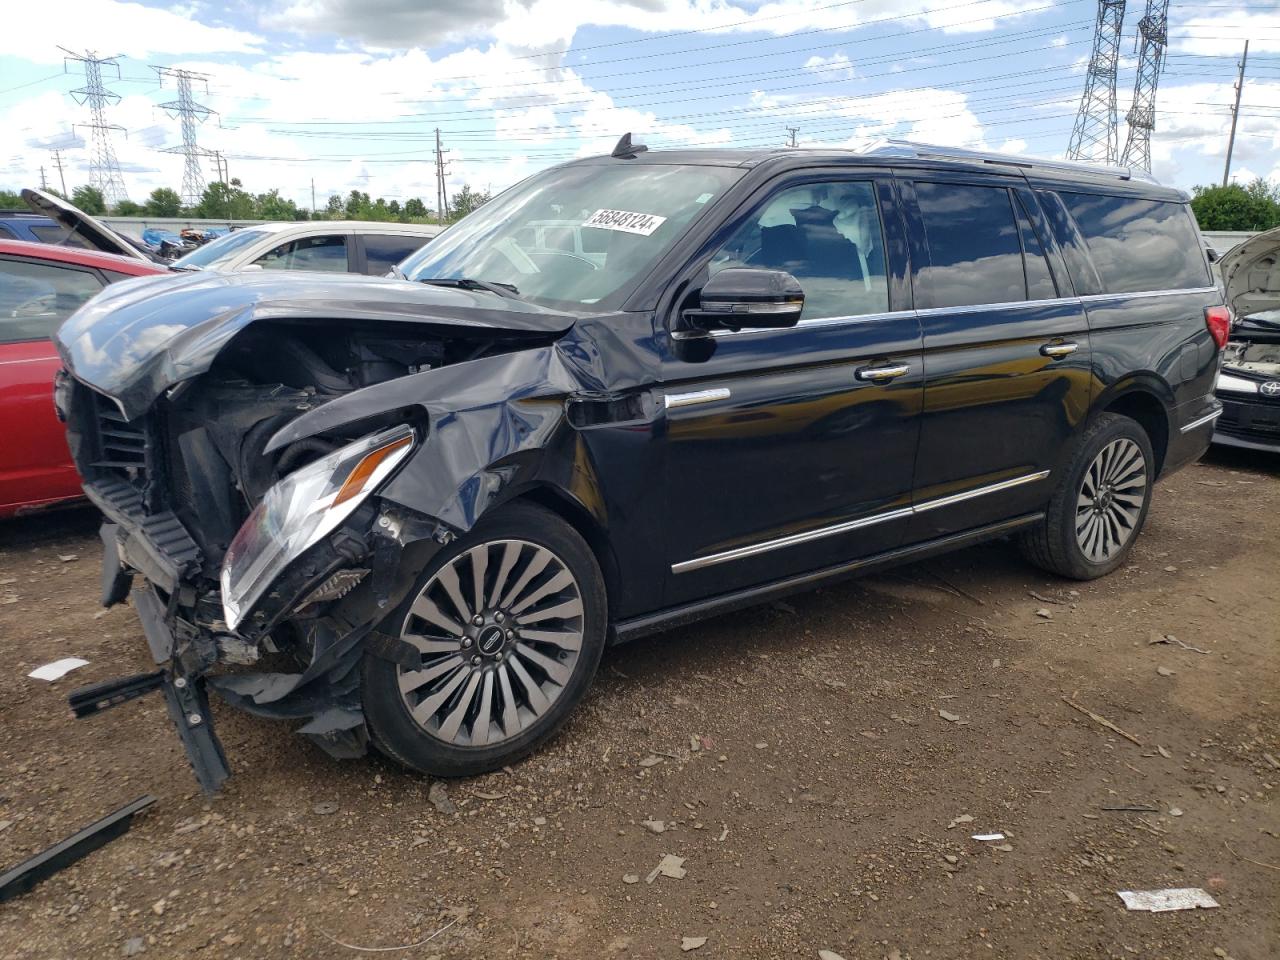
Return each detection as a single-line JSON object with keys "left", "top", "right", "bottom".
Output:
{"left": 1040, "top": 341, "right": 1078, "bottom": 358}
{"left": 856, "top": 363, "right": 910, "bottom": 382}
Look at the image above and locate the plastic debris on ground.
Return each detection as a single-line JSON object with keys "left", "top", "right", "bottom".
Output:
{"left": 27, "top": 658, "right": 89, "bottom": 682}
{"left": 1117, "top": 888, "right": 1220, "bottom": 912}
{"left": 972, "top": 833, "right": 1005, "bottom": 841}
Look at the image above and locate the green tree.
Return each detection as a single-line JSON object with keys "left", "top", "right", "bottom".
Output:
{"left": 113, "top": 199, "right": 145, "bottom": 216}
{"left": 70, "top": 185, "right": 106, "bottom": 215}
{"left": 256, "top": 188, "right": 303, "bottom": 221}
{"left": 387, "top": 199, "right": 402, "bottom": 219}
{"left": 0, "top": 188, "right": 23, "bottom": 208}
{"left": 1191, "top": 180, "right": 1280, "bottom": 231}
{"left": 144, "top": 187, "right": 183, "bottom": 217}
{"left": 325, "top": 194, "right": 344, "bottom": 218}
{"left": 404, "top": 197, "right": 427, "bottom": 219}
{"left": 344, "top": 189, "right": 372, "bottom": 219}
{"left": 196, "top": 179, "right": 255, "bottom": 219}
{"left": 449, "top": 184, "right": 491, "bottom": 222}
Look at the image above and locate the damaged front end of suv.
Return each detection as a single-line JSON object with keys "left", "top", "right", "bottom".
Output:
{"left": 53, "top": 269, "right": 609, "bottom": 791}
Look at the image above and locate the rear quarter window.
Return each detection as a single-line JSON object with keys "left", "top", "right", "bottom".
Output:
{"left": 1059, "top": 192, "right": 1210, "bottom": 294}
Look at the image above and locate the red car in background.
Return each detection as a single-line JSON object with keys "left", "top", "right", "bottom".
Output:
{"left": 0, "top": 239, "right": 168, "bottom": 517}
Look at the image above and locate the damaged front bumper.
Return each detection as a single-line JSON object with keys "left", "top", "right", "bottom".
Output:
{"left": 74, "top": 477, "right": 450, "bottom": 793}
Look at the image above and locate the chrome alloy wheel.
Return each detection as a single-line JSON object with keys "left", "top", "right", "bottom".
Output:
{"left": 1075, "top": 437, "right": 1147, "bottom": 564}
{"left": 396, "top": 539, "right": 584, "bottom": 748}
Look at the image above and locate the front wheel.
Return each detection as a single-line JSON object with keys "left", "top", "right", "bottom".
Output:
{"left": 362, "top": 502, "right": 606, "bottom": 777}
{"left": 1019, "top": 413, "right": 1155, "bottom": 580}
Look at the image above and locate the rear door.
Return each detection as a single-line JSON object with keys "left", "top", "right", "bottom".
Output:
{"left": 660, "top": 173, "right": 924, "bottom": 604}
{"left": 899, "top": 172, "right": 1092, "bottom": 541}
{"left": 0, "top": 256, "right": 104, "bottom": 512}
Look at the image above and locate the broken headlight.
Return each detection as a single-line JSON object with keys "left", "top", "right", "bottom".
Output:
{"left": 221, "top": 425, "right": 415, "bottom": 631}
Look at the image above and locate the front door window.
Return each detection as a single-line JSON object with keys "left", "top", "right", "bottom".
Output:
{"left": 709, "top": 180, "right": 889, "bottom": 321}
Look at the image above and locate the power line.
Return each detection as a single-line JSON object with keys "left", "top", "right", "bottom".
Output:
{"left": 61, "top": 47, "right": 129, "bottom": 205}
{"left": 154, "top": 66, "right": 217, "bottom": 206}
{"left": 1067, "top": 0, "right": 1126, "bottom": 163}
{"left": 1120, "top": 0, "right": 1171, "bottom": 171}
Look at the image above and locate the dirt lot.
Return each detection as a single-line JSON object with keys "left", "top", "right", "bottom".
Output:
{"left": 1, "top": 447, "right": 1277, "bottom": 960}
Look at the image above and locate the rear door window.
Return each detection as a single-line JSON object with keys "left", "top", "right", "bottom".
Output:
{"left": 362, "top": 233, "right": 429, "bottom": 275}
{"left": 0, "top": 258, "right": 104, "bottom": 342}
{"left": 913, "top": 182, "right": 1026, "bottom": 309}
{"left": 1058, "top": 193, "right": 1210, "bottom": 293}
{"left": 255, "top": 234, "right": 349, "bottom": 272}
{"left": 1013, "top": 194, "right": 1057, "bottom": 300}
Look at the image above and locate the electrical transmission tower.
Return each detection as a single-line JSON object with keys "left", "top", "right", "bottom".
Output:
{"left": 154, "top": 66, "right": 216, "bottom": 207}
{"left": 61, "top": 47, "right": 130, "bottom": 206}
{"left": 1066, "top": 0, "right": 1127, "bottom": 163}
{"left": 1119, "top": 0, "right": 1170, "bottom": 172}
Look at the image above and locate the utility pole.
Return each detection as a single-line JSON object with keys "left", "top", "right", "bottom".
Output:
{"left": 785, "top": 126, "right": 799, "bottom": 148}
{"left": 52, "top": 149, "right": 68, "bottom": 196}
{"left": 61, "top": 47, "right": 130, "bottom": 206}
{"left": 311, "top": 178, "right": 316, "bottom": 216}
{"left": 1067, "top": 0, "right": 1127, "bottom": 163}
{"left": 154, "top": 65, "right": 217, "bottom": 207}
{"left": 39, "top": 166, "right": 48, "bottom": 190}
{"left": 434, "top": 128, "right": 451, "bottom": 224}
{"left": 1222, "top": 40, "right": 1249, "bottom": 187}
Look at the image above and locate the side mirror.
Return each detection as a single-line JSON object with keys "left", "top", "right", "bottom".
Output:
{"left": 686, "top": 268, "right": 804, "bottom": 332}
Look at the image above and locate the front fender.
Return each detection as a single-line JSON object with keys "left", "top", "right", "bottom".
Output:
{"left": 265, "top": 346, "right": 591, "bottom": 533}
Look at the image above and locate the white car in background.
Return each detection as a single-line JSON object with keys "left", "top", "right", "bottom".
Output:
{"left": 170, "top": 220, "right": 443, "bottom": 275}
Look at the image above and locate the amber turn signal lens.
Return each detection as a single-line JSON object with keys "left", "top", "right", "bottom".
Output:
{"left": 333, "top": 435, "right": 413, "bottom": 507}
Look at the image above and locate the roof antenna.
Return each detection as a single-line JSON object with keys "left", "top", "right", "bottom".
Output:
{"left": 611, "top": 132, "right": 648, "bottom": 159}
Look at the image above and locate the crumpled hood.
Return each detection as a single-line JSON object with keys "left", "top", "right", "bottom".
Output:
{"left": 1219, "top": 224, "right": 1280, "bottom": 319}
{"left": 56, "top": 269, "right": 579, "bottom": 419}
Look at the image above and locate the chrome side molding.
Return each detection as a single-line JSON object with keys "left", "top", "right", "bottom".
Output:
{"left": 672, "top": 470, "right": 1051, "bottom": 574}
{"left": 1180, "top": 409, "right": 1222, "bottom": 433}
{"left": 665, "top": 388, "right": 731, "bottom": 409}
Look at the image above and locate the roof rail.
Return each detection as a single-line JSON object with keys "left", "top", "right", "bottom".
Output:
{"left": 858, "top": 139, "right": 1159, "bottom": 184}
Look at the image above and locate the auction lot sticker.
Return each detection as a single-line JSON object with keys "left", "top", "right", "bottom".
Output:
{"left": 583, "top": 208, "right": 668, "bottom": 236}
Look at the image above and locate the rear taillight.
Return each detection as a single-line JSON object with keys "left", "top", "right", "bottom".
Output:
{"left": 1205, "top": 305, "right": 1231, "bottom": 350}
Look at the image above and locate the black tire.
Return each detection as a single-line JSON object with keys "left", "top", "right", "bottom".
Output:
{"left": 363, "top": 502, "right": 606, "bottom": 777}
{"left": 1019, "top": 413, "right": 1155, "bottom": 580}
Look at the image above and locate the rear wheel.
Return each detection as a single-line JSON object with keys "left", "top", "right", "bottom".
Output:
{"left": 1020, "top": 413, "right": 1154, "bottom": 580}
{"left": 363, "top": 503, "right": 606, "bottom": 777}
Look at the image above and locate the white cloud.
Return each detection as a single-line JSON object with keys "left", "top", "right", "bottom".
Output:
{"left": 1, "top": 0, "right": 262, "bottom": 64}
{"left": 1172, "top": 10, "right": 1280, "bottom": 56}
{"left": 804, "top": 52, "right": 854, "bottom": 81}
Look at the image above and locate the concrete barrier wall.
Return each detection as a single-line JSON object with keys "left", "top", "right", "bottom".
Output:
{"left": 100, "top": 216, "right": 269, "bottom": 237}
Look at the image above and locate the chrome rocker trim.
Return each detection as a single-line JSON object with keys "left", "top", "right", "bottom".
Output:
{"left": 672, "top": 470, "right": 1051, "bottom": 573}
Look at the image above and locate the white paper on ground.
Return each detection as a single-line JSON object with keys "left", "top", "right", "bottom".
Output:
{"left": 28, "top": 658, "right": 89, "bottom": 681}
{"left": 972, "top": 833, "right": 1006, "bottom": 841}
{"left": 1117, "top": 888, "right": 1220, "bottom": 912}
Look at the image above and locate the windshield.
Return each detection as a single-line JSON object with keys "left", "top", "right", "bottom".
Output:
{"left": 400, "top": 162, "right": 744, "bottom": 310}
{"left": 171, "top": 228, "right": 269, "bottom": 270}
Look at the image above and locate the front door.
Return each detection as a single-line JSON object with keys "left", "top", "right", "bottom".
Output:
{"left": 898, "top": 175, "right": 1093, "bottom": 540}
{"left": 660, "top": 176, "right": 923, "bottom": 605}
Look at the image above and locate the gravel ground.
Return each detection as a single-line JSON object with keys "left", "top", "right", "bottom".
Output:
{"left": 1, "top": 447, "right": 1276, "bottom": 960}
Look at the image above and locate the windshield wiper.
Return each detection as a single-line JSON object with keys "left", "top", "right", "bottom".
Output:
{"left": 420, "top": 277, "right": 522, "bottom": 299}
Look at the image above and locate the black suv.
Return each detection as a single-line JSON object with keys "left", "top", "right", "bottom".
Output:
{"left": 55, "top": 139, "right": 1227, "bottom": 790}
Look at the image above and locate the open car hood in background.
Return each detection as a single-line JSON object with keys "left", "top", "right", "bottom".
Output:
{"left": 21, "top": 187, "right": 154, "bottom": 263}
{"left": 1219, "top": 224, "right": 1280, "bottom": 319}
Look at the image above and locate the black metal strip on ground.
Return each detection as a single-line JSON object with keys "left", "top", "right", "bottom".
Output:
{"left": 0, "top": 795, "right": 157, "bottom": 903}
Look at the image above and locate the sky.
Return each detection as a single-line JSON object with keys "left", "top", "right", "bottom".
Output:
{"left": 1, "top": 0, "right": 1277, "bottom": 213}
